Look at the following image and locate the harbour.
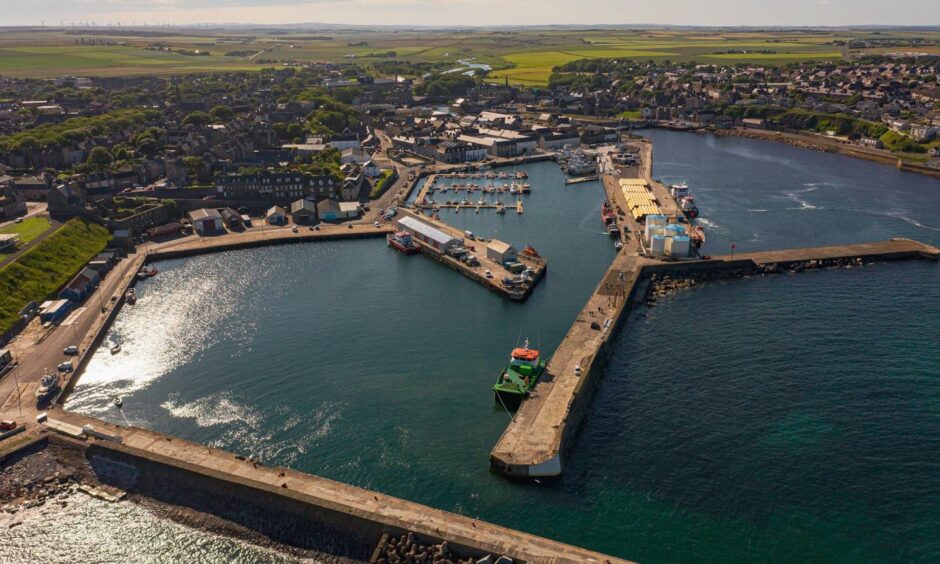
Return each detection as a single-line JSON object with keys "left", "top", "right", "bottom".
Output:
{"left": 4, "top": 134, "right": 940, "bottom": 562}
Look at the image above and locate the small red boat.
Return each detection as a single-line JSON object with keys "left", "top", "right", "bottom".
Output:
{"left": 137, "top": 266, "right": 158, "bottom": 279}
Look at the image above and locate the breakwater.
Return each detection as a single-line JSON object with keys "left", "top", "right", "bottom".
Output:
{"left": 490, "top": 237, "right": 940, "bottom": 477}
{"left": 21, "top": 411, "right": 628, "bottom": 563}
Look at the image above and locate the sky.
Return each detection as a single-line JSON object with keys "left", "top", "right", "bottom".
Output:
{"left": 2, "top": 0, "right": 939, "bottom": 27}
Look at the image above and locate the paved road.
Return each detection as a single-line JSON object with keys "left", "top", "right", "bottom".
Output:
{"left": 0, "top": 252, "right": 142, "bottom": 422}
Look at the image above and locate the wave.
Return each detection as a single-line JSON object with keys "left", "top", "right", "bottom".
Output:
{"left": 875, "top": 210, "right": 940, "bottom": 232}
{"left": 161, "top": 392, "right": 263, "bottom": 428}
{"left": 161, "top": 393, "right": 343, "bottom": 465}
{"left": 785, "top": 192, "right": 821, "bottom": 210}
{"left": 696, "top": 217, "right": 722, "bottom": 230}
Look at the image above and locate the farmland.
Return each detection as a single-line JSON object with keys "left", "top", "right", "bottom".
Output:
{"left": 0, "top": 28, "right": 938, "bottom": 84}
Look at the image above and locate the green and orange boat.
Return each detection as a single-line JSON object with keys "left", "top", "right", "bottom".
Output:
{"left": 493, "top": 339, "right": 546, "bottom": 410}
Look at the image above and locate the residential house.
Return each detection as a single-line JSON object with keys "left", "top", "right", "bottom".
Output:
{"left": 362, "top": 159, "right": 381, "bottom": 178}
{"left": 329, "top": 132, "right": 361, "bottom": 151}
{"left": 47, "top": 184, "right": 86, "bottom": 219}
{"left": 0, "top": 186, "right": 26, "bottom": 221}
{"left": 341, "top": 171, "right": 364, "bottom": 201}
{"left": 216, "top": 172, "right": 338, "bottom": 203}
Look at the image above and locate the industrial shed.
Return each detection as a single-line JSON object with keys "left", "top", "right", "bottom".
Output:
{"left": 188, "top": 208, "right": 224, "bottom": 235}
{"left": 396, "top": 216, "right": 460, "bottom": 253}
{"left": 486, "top": 239, "right": 517, "bottom": 264}
{"left": 290, "top": 199, "right": 319, "bottom": 225}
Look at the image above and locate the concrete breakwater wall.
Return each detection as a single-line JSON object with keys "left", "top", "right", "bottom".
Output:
{"left": 86, "top": 443, "right": 381, "bottom": 560}
{"left": 37, "top": 410, "right": 627, "bottom": 564}
{"left": 553, "top": 269, "right": 648, "bottom": 474}
{"left": 491, "top": 238, "right": 940, "bottom": 478}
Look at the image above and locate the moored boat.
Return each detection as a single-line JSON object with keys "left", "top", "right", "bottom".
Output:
{"left": 125, "top": 288, "right": 137, "bottom": 305}
{"left": 681, "top": 195, "right": 699, "bottom": 219}
{"left": 493, "top": 339, "right": 546, "bottom": 410}
{"left": 137, "top": 266, "right": 158, "bottom": 280}
{"left": 601, "top": 201, "right": 616, "bottom": 224}
{"left": 670, "top": 182, "right": 690, "bottom": 199}
{"left": 520, "top": 245, "right": 541, "bottom": 259}
{"left": 387, "top": 231, "right": 420, "bottom": 255}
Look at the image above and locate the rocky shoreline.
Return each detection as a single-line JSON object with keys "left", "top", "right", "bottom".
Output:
{"left": 707, "top": 128, "right": 940, "bottom": 180}
{"left": 372, "top": 532, "right": 505, "bottom": 564}
{"left": 0, "top": 436, "right": 356, "bottom": 562}
{"left": 711, "top": 128, "right": 841, "bottom": 153}
{"left": 644, "top": 257, "right": 870, "bottom": 306}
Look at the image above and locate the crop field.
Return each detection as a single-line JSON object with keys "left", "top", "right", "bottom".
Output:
{"left": 0, "top": 28, "right": 937, "bottom": 83}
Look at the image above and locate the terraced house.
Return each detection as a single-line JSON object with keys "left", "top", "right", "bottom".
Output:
{"left": 215, "top": 171, "right": 339, "bottom": 204}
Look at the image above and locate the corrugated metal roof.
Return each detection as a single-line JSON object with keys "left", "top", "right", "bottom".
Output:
{"left": 398, "top": 216, "right": 456, "bottom": 246}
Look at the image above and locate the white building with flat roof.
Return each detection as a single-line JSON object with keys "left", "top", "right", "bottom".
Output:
{"left": 397, "top": 216, "right": 460, "bottom": 253}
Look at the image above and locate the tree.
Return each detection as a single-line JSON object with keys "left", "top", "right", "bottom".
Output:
{"left": 209, "top": 105, "right": 234, "bottom": 122}
{"left": 182, "top": 111, "right": 211, "bottom": 127}
{"left": 183, "top": 156, "right": 205, "bottom": 178}
{"left": 137, "top": 137, "right": 159, "bottom": 157}
{"left": 86, "top": 146, "right": 113, "bottom": 171}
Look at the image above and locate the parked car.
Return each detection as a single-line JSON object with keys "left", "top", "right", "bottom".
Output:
{"left": 57, "top": 361, "right": 73, "bottom": 373}
{"left": 0, "top": 420, "right": 16, "bottom": 431}
{"left": 63, "top": 345, "right": 79, "bottom": 355}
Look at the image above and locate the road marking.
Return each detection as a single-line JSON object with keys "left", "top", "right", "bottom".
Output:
{"left": 60, "top": 307, "right": 87, "bottom": 326}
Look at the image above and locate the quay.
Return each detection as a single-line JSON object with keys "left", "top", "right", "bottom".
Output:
{"left": 3, "top": 411, "right": 629, "bottom": 564}
{"left": 147, "top": 222, "right": 393, "bottom": 261}
{"left": 490, "top": 139, "right": 940, "bottom": 478}
{"left": 394, "top": 210, "right": 546, "bottom": 301}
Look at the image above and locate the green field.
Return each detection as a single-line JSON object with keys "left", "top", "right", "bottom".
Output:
{"left": 0, "top": 28, "right": 937, "bottom": 84}
{"left": 0, "top": 217, "right": 54, "bottom": 257}
{"left": 0, "top": 218, "right": 110, "bottom": 334}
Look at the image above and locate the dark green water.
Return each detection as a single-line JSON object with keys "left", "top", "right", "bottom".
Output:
{"left": 52, "top": 137, "right": 940, "bottom": 562}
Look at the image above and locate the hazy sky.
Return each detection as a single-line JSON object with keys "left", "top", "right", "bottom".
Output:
{"left": 4, "top": 0, "right": 939, "bottom": 27}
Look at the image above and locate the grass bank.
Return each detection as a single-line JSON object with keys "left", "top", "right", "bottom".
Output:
{"left": 0, "top": 218, "right": 110, "bottom": 334}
